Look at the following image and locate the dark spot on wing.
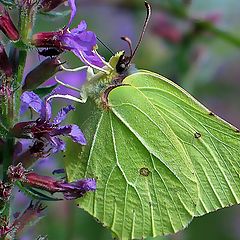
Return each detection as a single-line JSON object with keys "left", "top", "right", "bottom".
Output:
{"left": 235, "top": 128, "right": 240, "bottom": 133}
{"left": 140, "top": 167, "right": 150, "bottom": 176}
{"left": 95, "top": 218, "right": 100, "bottom": 223}
{"left": 194, "top": 132, "right": 201, "bottom": 139}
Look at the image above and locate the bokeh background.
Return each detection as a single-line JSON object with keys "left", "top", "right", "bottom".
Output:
{"left": 12, "top": 0, "right": 240, "bottom": 239}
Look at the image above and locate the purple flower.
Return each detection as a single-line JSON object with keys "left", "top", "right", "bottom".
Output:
{"left": 7, "top": 164, "right": 96, "bottom": 200}
{"left": 61, "top": 20, "right": 103, "bottom": 66}
{"left": 32, "top": 0, "right": 103, "bottom": 67}
{"left": 12, "top": 91, "right": 86, "bottom": 153}
{"left": 58, "top": 179, "right": 96, "bottom": 200}
{"left": 13, "top": 139, "right": 53, "bottom": 168}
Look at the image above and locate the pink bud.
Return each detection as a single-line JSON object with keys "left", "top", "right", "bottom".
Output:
{"left": 22, "top": 58, "right": 63, "bottom": 91}
{"left": 32, "top": 31, "right": 65, "bottom": 49}
{"left": 24, "top": 172, "right": 63, "bottom": 193}
{"left": 0, "top": 181, "right": 12, "bottom": 201}
{"left": 151, "top": 13, "right": 183, "bottom": 44}
{"left": 0, "top": 218, "right": 13, "bottom": 238}
{"left": 0, "top": 5, "right": 19, "bottom": 41}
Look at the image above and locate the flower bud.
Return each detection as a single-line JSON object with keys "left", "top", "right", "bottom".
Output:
{"left": 0, "top": 181, "right": 12, "bottom": 201}
{"left": 32, "top": 31, "right": 66, "bottom": 49}
{"left": 22, "top": 58, "right": 63, "bottom": 91}
{"left": 0, "top": 218, "right": 13, "bottom": 238}
{"left": 0, "top": 43, "right": 13, "bottom": 77}
{"left": 0, "top": 5, "right": 19, "bottom": 41}
{"left": 39, "top": 0, "right": 66, "bottom": 12}
{"left": 11, "top": 121, "right": 35, "bottom": 139}
{"left": 12, "top": 201, "right": 46, "bottom": 238}
{"left": 151, "top": 13, "right": 183, "bottom": 44}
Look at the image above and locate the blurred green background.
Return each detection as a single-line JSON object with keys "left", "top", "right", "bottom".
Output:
{"left": 19, "top": 0, "right": 240, "bottom": 239}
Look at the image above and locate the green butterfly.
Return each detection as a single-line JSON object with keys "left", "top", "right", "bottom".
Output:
{"left": 65, "top": 3, "right": 240, "bottom": 240}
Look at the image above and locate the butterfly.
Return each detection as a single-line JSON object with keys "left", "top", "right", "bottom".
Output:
{"left": 65, "top": 2, "right": 240, "bottom": 239}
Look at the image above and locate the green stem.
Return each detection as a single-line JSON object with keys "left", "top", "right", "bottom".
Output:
{"left": 195, "top": 20, "right": 240, "bottom": 47}
{"left": 1, "top": 4, "right": 33, "bottom": 239}
{"left": 19, "top": 5, "right": 34, "bottom": 42}
{"left": 2, "top": 138, "right": 14, "bottom": 182}
{"left": 14, "top": 50, "right": 27, "bottom": 122}
{"left": 159, "top": 4, "right": 240, "bottom": 48}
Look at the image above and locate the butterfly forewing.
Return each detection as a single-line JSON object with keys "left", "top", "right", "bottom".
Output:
{"left": 113, "top": 71, "right": 240, "bottom": 216}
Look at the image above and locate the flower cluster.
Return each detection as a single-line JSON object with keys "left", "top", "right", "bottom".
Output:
{"left": 0, "top": 0, "right": 102, "bottom": 238}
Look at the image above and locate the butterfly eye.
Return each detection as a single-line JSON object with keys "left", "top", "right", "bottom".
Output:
{"left": 116, "top": 63, "right": 126, "bottom": 73}
{"left": 116, "top": 53, "right": 129, "bottom": 74}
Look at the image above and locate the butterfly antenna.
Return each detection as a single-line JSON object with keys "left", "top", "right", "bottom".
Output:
{"left": 97, "top": 36, "right": 115, "bottom": 55}
{"left": 129, "top": 1, "right": 152, "bottom": 63}
{"left": 121, "top": 36, "right": 133, "bottom": 57}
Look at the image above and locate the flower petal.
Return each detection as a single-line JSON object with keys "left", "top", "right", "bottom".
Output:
{"left": 51, "top": 137, "right": 66, "bottom": 153}
{"left": 67, "top": 124, "right": 86, "bottom": 145}
{"left": 53, "top": 105, "right": 75, "bottom": 125}
{"left": 62, "top": 20, "right": 97, "bottom": 53}
{"left": 73, "top": 178, "right": 96, "bottom": 191}
{"left": 50, "top": 125, "right": 72, "bottom": 137}
{"left": 63, "top": 31, "right": 96, "bottom": 52}
{"left": 42, "top": 100, "right": 52, "bottom": 120}
{"left": 59, "top": 178, "right": 96, "bottom": 200}
{"left": 66, "top": 0, "right": 77, "bottom": 29}
{"left": 20, "top": 91, "right": 43, "bottom": 115}
{"left": 71, "top": 20, "right": 87, "bottom": 33}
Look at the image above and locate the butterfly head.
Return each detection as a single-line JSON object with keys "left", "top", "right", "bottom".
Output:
{"left": 114, "top": 1, "right": 151, "bottom": 76}
{"left": 86, "top": 2, "right": 151, "bottom": 105}
{"left": 115, "top": 52, "right": 130, "bottom": 74}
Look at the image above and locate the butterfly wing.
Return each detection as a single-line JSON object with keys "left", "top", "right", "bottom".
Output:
{"left": 67, "top": 75, "right": 198, "bottom": 239}
{"left": 66, "top": 70, "right": 240, "bottom": 239}
{"left": 110, "top": 70, "right": 240, "bottom": 216}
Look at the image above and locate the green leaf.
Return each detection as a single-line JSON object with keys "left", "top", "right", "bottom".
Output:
{"left": 66, "top": 71, "right": 240, "bottom": 239}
